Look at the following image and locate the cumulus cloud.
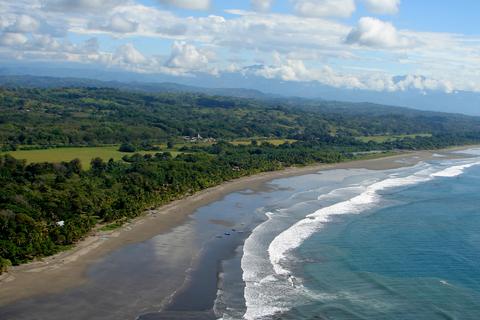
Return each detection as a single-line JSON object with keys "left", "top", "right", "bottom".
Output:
{"left": 255, "top": 58, "right": 310, "bottom": 81}
{"left": 293, "top": 0, "right": 356, "bottom": 18}
{"left": 29, "top": 34, "right": 62, "bottom": 51}
{"left": 0, "top": 33, "right": 29, "bottom": 46}
{"left": 98, "top": 14, "right": 138, "bottom": 33}
{"left": 252, "top": 57, "right": 365, "bottom": 88}
{"left": 1, "top": 0, "right": 479, "bottom": 93}
{"left": 249, "top": 56, "right": 456, "bottom": 94}
{"left": 7, "top": 15, "right": 39, "bottom": 33}
{"left": 157, "top": 0, "right": 210, "bottom": 10}
{"left": 114, "top": 43, "right": 147, "bottom": 65}
{"left": 362, "top": 0, "right": 400, "bottom": 15}
{"left": 251, "top": 0, "right": 274, "bottom": 12}
{"left": 346, "top": 17, "right": 411, "bottom": 48}
{"left": 393, "top": 75, "right": 454, "bottom": 93}
{"left": 165, "top": 41, "right": 209, "bottom": 70}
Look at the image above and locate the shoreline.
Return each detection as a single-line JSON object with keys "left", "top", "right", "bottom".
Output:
{"left": 0, "top": 147, "right": 475, "bottom": 307}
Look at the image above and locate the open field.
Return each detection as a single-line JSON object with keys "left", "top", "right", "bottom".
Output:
{"left": 0, "top": 146, "right": 179, "bottom": 169}
{"left": 357, "top": 134, "right": 432, "bottom": 143}
{"left": 0, "top": 139, "right": 295, "bottom": 168}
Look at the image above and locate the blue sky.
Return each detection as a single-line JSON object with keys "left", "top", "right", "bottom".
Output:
{"left": 138, "top": 0, "right": 480, "bottom": 34}
{"left": 1, "top": 0, "right": 479, "bottom": 93}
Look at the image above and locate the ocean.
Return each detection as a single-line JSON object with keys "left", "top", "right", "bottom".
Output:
{"left": 215, "top": 149, "right": 480, "bottom": 319}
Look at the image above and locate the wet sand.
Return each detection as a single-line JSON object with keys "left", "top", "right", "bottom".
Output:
{"left": 0, "top": 148, "right": 474, "bottom": 318}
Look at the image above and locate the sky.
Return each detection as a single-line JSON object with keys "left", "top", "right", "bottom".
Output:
{"left": 1, "top": 0, "right": 479, "bottom": 94}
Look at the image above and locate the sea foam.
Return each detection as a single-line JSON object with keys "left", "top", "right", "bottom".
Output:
{"left": 268, "top": 160, "right": 480, "bottom": 276}
{"left": 242, "top": 159, "right": 480, "bottom": 319}
{"left": 268, "top": 167, "right": 435, "bottom": 276}
{"left": 431, "top": 161, "right": 480, "bottom": 177}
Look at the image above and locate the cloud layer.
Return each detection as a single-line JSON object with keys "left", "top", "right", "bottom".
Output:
{"left": 0, "top": 0, "right": 478, "bottom": 94}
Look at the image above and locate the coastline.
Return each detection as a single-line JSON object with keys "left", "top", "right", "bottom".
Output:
{"left": 0, "top": 148, "right": 472, "bottom": 307}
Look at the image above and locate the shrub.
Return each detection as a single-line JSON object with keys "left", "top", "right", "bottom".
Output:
{"left": 0, "top": 257, "right": 12, "bottom": 274}
{"left": 118, "top": 143, "right": 136, "bottom": 153}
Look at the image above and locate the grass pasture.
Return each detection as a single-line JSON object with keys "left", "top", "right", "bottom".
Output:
{"left": 1, "top": 138, "right": 297, "bottom": 169}
{"left": 1, "top": 146, "right": 169, "bottom": 169}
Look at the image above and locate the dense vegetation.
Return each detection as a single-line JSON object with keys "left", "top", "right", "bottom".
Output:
{"left": 0, "top": 87, "right": 306, "bottom": 147}
{"left": 2, "top": 85, "right": 480, "bottom": 272}
{"left": 2, "top": 87, "right": 480, "bottom": 149}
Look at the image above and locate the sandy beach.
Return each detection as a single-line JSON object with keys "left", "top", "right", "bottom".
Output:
{"left": 0, "top": 148, "right": 474, "bottom": 312}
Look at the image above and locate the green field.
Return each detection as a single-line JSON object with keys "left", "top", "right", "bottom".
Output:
{"left": 0, "top": 146, "right": 175, "bottom": 169}
{"left": 1, "top": 139, "right": 296, "bottom": 169}
{"left": 357, "top": 134, "right": 432, "bottom": 143}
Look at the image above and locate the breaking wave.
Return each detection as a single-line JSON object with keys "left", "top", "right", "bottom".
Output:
{"left": 241, "top": 158, "right": 480, "bottom": 319}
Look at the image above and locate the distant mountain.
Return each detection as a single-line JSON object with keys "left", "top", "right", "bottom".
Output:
{"left": 0, "top": 75, "right": 271, "bottom": 100}
{"left": 1, "top": 63, "right": 480, "bottom": 116}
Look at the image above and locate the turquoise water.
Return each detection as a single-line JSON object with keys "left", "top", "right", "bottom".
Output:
{"left": 216, "top": 151, "right": 480, "bottom": 320}
{"left": 291, "top": 165, "right": 480, "bottom": 319}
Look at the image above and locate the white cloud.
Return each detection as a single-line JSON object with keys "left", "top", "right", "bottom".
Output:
{"left": 1, "top": 0, "right": 479, "bottom": 94}
{"left": 71, "top": 4, "right": 187, "bottom": 37}
{"left": 251, "top": 0, "right": 273, "bottom": 12}
{"left": 29, "top": 34, "right": 62, "bottom": 51}
{"left": 165, "top": 41, "right": 209, "bottom": 70}
{"left": 251, "top": 57, "right": 366, "bottom": 88}
{"left": 114, "top": 43, "right": 147, "bottom": 65}
{"left": 210, "top": 10, "right": 350, "bottom": 55}
{"left": 99, "top": 14, "right": 138, "bottom": 33}
{"left": 249, "top": 56, "right": 456, "bottom": 94}
{"left": 156, "top": 0, "right": 210, "bottom": 10}
{"left": 346, "top": 17, "right": 411, "bottom": 48}
{"left": 0, "top": 32, "right": 28, "bottom": 46}
{"left": 362, "top": 0, "right": 400, "bottom": 15}
{"left": 394, "top": 75, "right": 454, "bottom": 93}
{"left": 293, "top": 0, "right": 356, "bottom": 18}
{"left": 8, "top": 15, "right": 39, "bottom": 33}
{"left": 255, "top": 58, "right": 310, "bottom": 81}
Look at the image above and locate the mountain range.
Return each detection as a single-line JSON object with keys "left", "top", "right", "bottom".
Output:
{"left": 0, "top": 63, "right": 479, "bottom": 116}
